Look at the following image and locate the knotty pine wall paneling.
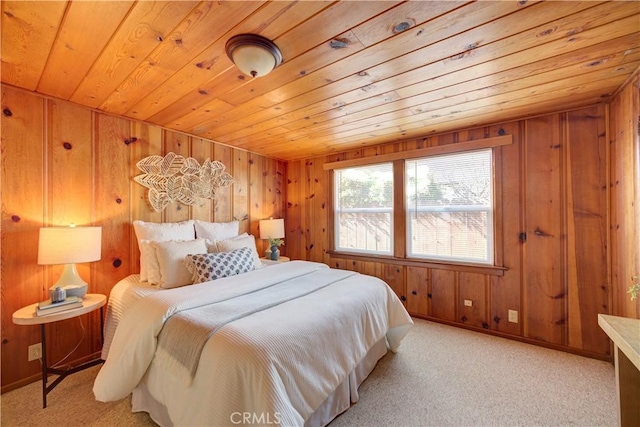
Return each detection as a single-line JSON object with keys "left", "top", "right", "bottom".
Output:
{"left": 287, "top": 104, "right": 617, "bottom": 359}
{"left": 609, "top": 74, "right": 640, "bottom": 320}
{"left": 0, "top": 86, "right": 285, "bottom": 391}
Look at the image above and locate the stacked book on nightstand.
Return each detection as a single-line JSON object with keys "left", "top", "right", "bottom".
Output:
{"left": 36, "top": 296, "right": 82, "bottom": 316}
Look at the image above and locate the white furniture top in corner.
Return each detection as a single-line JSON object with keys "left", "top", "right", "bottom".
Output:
{"left": 598, "top": 314, "right": 640, "bottom": 370}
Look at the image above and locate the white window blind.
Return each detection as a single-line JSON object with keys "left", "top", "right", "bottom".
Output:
{"left": 405, "top": 149, "right": 493, "bottom": 264}
{"left": 334, "top": 163, "right": 393, "bottom": 254}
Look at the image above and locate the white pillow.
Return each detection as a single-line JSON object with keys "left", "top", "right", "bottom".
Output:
{"left": 185, "top": 248, "right": 255, "bottom": 283}
{"left": 206, "top": 232, "right": 248, "bottom": 253}
{"left": 140, "top": 240, "right": 161, "bottom": 284}
{"left": 216, "top": 234, "right": 263, "bottom": 270}
{"left": 194, "top": 220, "right": 239, "bottom": 242}
{"left": 133, "top": 220, "right": 195, "bottom": 281}
{"left": 151, "top": 239, "right": 208, "bottom": 289}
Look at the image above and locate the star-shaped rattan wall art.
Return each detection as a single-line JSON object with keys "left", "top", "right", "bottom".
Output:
{"left": 134, "top": 152, "right": 234, "bottom": 212}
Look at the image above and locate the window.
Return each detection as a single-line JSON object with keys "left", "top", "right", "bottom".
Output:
{"left": 405, "top": 149, "right": 493, "bottom": 264}
{"left": 334, "top": 163, "right": 393, "bottom": 254}
{"left": 328, "top": 136, "right": 508, "bottom": 268}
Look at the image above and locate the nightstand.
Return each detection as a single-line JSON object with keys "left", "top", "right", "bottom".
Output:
{"left": 261, "top": 256, "right": 290, "bottom": 265}
{"left": 12, "top": 294, "right": 107, "bottom": 408}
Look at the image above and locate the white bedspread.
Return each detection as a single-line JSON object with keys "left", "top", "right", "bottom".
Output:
{"left": 94, "top": 261, "right": 412, "bottom": 426}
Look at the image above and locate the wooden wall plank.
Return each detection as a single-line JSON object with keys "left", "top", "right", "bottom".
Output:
{"left": 213, "top": 144, "right": 234, "bottom": 223}
{"left": 431, "top": 270, "right": 457, "bottom": 322}
{"left": 1, "top": 87, "right": 45, "bottom": 386}
{"left": 93, "top": 113, "right": 132, "bottom": 295}
{"left": 274, "top": 159, "right": 286, "bottom": 256}
{"left": 523, "top": 115, "right": 565, "bottom": 346}
{"left": 249, "top": 153, "right": 265, "bottom": 254}
{"left": 232, "top": 149, "right": 249, "bottom": 234}
{"left": 381, "top": 264, "right": 405, "bottom": 302}
{"left": 490, "top": 122, "right": 522, "bottom": 335}
{"left": 609, "top": 74, "right": 640, "bottom": 319}
{"left": 302, "top": 157, "right": 327, "bottom": 263}
{"left": 406, "top": 266, "right": 429, "bottom": 317}
{"left": 286, "top": 160, "right": 303, "bottom": 260}
{"left": 566, "top": 106, "right": 610, "bottom": 353}
{"left": 91, "top": 112, "right": 132, "bottom": 358}
{"left": 45, "top": 98, "right": 95, "bottom": 365}
{"left": 458, "top": 272, "right": 488, "bottom": 328}
{"left": 130, "top": 122, "right": 163, "bottom": 272}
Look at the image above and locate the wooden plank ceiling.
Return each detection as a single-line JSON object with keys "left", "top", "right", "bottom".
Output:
{"left": 2, "top": 1, "right": 639, "bottom": 160}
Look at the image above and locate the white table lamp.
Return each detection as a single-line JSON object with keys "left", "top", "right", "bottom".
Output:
{"left": 259, "top": 218, "right": 285, "bottom": 260}
{"left": 38, "top": 225, "right": 102, "bottom": 298}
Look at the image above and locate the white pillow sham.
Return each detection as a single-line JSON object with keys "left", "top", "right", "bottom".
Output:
{"left": 216, "top": 234, "right": 263, "bottom": 270}
{"left": 194, "top": 220, "right": 239, "bottom": 242}
{"left": 151, "top": 239, "right": 208, "bottom": 289}
{"left": 133, "top": 220, "right": 195, "bottom": 281}
{"left": 185, "top": 248, "right": 255, "bottom": 283}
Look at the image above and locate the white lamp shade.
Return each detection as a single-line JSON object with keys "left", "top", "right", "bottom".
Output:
{"left": 259, "top": 218, "right": 285, "bottom": 240}
{"left": 231, "top": 44, "right": 277, "bottom": 78}
{"left": 38, "top": 226, "right": 102, "bottom": 265}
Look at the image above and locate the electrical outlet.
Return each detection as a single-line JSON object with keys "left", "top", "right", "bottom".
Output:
{"left": 28, "top": 343, "right": 42, "bottom": 361}
{"left": 464, "top": 299, "right": 473, "bottom": 307}
{"left": 508, "top": 310, "right": 519, "bottom": 323}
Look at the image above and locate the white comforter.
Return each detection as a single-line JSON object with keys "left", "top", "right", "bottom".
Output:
{"left": 94, "top": 261, "right": 412, "bottom": 426}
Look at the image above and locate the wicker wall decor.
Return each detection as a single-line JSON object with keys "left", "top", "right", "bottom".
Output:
{"left": 134, "top": 152, "right": 234, "bottom": 212}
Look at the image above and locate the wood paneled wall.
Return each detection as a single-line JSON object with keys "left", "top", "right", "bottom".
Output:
{"left": 0, "top": 86, "right": 285, "bottom": 390}
{"left": 286, "top": 104, "right": 618, "bottom": 359}
{"left": 610, "top": 74, "right": 640, "bottom": 320}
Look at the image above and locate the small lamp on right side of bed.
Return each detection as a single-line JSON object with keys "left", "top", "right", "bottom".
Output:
{"left": 259, "top": 218, "right": 285, "bottom": 261}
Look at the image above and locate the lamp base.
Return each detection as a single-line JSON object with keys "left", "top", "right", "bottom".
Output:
{"left": 50, "top": 264, "right": 89, "bottom": 299}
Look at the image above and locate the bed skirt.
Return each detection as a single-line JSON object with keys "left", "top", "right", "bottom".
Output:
{"left": 131, "top": 337, "right": 389, "bottom": 427}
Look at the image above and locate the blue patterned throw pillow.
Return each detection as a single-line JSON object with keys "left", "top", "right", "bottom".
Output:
{"left": 185, "top": 247, "right": 254, "bottom": 283}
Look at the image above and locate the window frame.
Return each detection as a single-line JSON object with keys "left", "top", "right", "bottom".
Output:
{"left": 326, "top": 135, "right": 512, "bottom": 276}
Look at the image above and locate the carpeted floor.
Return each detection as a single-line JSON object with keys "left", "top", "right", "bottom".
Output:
{"left": 1, "top": 318, "right": 617, "bottom": 426}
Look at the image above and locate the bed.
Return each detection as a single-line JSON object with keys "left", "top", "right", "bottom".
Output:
{"left": 93, "top": 221, "right": 413, "bottom": 426}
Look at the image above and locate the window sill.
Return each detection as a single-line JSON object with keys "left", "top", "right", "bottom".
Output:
{"left": 327, "top": 251, "right": 507, "bottom": 276}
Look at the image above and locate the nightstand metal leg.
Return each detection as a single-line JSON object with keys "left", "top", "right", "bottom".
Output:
{"left": 40, "top": 324, "right": 48, "bottom": 408}
{"left": 39, "top": 307, "right": 106, "bottom": 408}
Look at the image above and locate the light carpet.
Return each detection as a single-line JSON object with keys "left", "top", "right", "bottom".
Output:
{"left": 1, "top": 318, "right": 616, "bottom": 426}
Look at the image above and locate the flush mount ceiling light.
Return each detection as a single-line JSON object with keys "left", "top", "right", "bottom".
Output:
{"left": 225, "top": 34, "right": 283, "bottom": 78}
